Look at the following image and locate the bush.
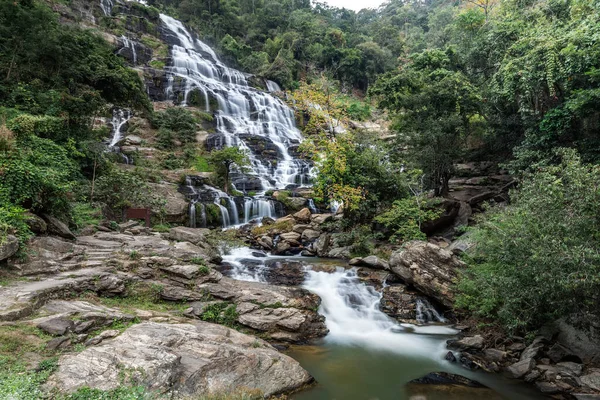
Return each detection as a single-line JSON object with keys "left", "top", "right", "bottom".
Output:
{"left": 456, "top": 149, "right": 600, "bottom": 333}
{"left": 94, "top": 167, "right": 164, "bottom": 214}
{"left": 155, "top": 107, "right": 197, "bottom": 145}
{"left": 374, "top": 197, "right": 441, "bottom": 243}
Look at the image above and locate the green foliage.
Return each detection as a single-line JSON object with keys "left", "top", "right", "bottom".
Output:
{"left": 335, "top": 225, "right": 380, "bottom": 257}
{"left": 456, "top": 149, "right": 600, "bottom": 332}
{"left": 207, "top": 147, "right": 250, "bottom": 194}
{"left": 94, "top": 167, "right": 165, "bottom": 213}
{"left": 200, "top": 302, "right": 239, "bottom": 328}
{"left": 155, "top": 107, "right": 197, "bottom": 145}
{"left": 374, "top": 197, "right": 442, "bottom": 243}
{"left": 71, "top": 203, "right": 102, "bottom": 231}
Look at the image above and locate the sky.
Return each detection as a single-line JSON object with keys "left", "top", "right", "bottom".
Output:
{"left": 319, "top": 0, "right": 387, "bottom": 11}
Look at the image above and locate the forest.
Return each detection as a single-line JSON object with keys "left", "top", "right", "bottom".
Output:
{"left": 0, "top": 0, "right": 599, "bottom": 397}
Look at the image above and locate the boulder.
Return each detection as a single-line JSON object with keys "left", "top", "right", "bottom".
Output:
{"left": 48, "top": 322, "right": 312, "bottom": 397}
{"left": 327, "top": 247, "right": 351, "bottom": 259}
{"left": 167, "top": 227, "right": 211, "bottom": 245}
{"left": 0, "top": 235, "right": 19, "bottom": 261}
{"left": 148, "top": 183, "right": 188, "bottom": 223}
{"left": 447, "top": 335, "right": 485, "bottom": 351}
{"left": 389, "top": 241, "right": 465, "bottom": 307}
{"left": 24, "top": 212, "right": 47, "bottom": 234}
{"left": 410, "top": 371, "right": 485, "bottom": 387}
{"left": 123, "top": 135, "right": 142, "bottom": 145}
{"left": 280, "top": 232, "right": 301, "bottom": 243}
{"left": 37, "top": 318, "right": 75, "bottom": 336}
{"left": 263, "top": 261, "right": 306, "bottom": 286}
{"left": 286, "top": 197, "right": 307, "bottom": 211}
{"left": 311, "top": 214, "right": 333, "bottom": 225}
{"left": 301, "top": 229, "right": 321, "bottom": 242}
{"left": 379, "top": 285, "right": 417, "bottom": 321}
{"left": 348, "top": 255, "right": 389, "bottom": 270}
{"left": 506, "top": 358, "right": 536, "bottom": 379}
{"left": 159, "top": 265, "right": 201, "bottom": 280}
{"left": 293, "top": 208, "right": 311, "bottom": 223}
{"left": 581, "top": 371, "right": 600, "bottom": 391}
{"left": 541, "top": 317, "right": 600, "bottom": 363}
{"left": 43, "top": 214, "right": 76, "bottom": 240}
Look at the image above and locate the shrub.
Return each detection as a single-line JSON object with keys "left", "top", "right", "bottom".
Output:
{"left": 456, "top": 149, "right": 600, "bottom": 333}
{"left": 94, "top": 167, "right": 164, "bottom": 214}
{"left": 374, "top": 197, "right": 441, "bottom": 243}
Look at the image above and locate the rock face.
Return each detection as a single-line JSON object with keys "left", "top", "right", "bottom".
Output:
{"left": 48, "top": 322, "right": 312, "bottom": 397}
{"left": 43, "top": 214, "right": 76, "bottom": 240}
{"left": 0, "top": 235, "right": 19, "bottom": 261}
{"left": 389, "top": 241, "right": 465, "bottom": 307}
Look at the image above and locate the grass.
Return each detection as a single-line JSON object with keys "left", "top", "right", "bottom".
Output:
{"left": 251, "top": 219, "right": 294, "bottom": 236}
{"left": 78, "top": 282, "right": 190, "bottom": 315}
{"left": 152, "top": 223, "right": 171, "bottom": 233}
{"left": 199, "top": 303, "right": 239, "bottom": 328}
{"left": 71, "top": 203, "right": 102, "bottom": 232}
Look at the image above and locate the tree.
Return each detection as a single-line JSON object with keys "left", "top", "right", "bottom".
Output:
{"left": 207, "top": 147, "right": 250, "bottom": 193}
{"left": 370, "top": 49, "right": 482, "bottom": 195}
{"left": 457, "top": 149, "right": 600, "bottom": 332}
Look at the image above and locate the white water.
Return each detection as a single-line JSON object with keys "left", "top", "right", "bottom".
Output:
{"left": 159, "top": 14, "right": 311, "bottom": 191}
{"left": 118, "top": 36, "right": 137, "bottom": 65}
{"left": 243, "top": 197, "right": 276, "bottom": 223}
{"left": 303, "top": 268, "right": 457, "bottom": 356}
{"left": 108, "top": 109, "right": 131, "bottom": 147}
{"left": 100, "top": 0, "right": 113, "bottom": 16}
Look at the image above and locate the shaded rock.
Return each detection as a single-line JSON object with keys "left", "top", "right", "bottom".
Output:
{"left": 411, "top": 372, "right": 485, "bottom": 388}
{"left": 48, "top": 322, "right": 312, "bottom": 397}
{"left": 520, "top": 341, "right": 544, "bottom": 361}
{"left": 327, "top": 246, "right": 351, "bottom": 259}
{"left": 349, "top": 255, "right": 389, "bottom": 270}
{"left": 43, "top": 214, "right": 75, "bottom": 240}
{"left": 483, "top": 348, "right": 507, "bottom": 363}
{"left": 445, "top": 351, "right": 457, "bottom": 363}
{"left": 380, "top": 285, "right": 416, "bottom": 321}
{"left": 556, "top": 361, "right": 583, "bottom": 377}
{"left": 273, "top": 240, "right": 291, "bottom": 255}
{"left": 542, "top": 318, "right": 600, "bottom": 364}
{"left": 24, "top": 212, "right": 47, "bottom": 234}
{"left": 389, "top": 241, "right": 464, "bottom": 307}
{"left": 286, "top": 197, "right": 307, "bottom": 211}
{"left": 257, "top": 236, "right": 273, "bottom": 250}
{"left": 0, "top": 235, "right": 19, "bottom": 261}
{"left": 581, "top": 371, "right": 600, "bottom": 391}
{"left": 263, "top": 260, "right": 305, "bottom": 286}
{"left": 292, "top": 224, "right": 311, "bottom": 234}
{"left": 293, "top": 208, "right": 311, "bottom": 223}
{"left": 37, "top": 318, "right": 74, "bottom": 336}
{"left": 94, "top": 275, "right": 126, "bottom": 295}
{"left": 447, "top": 335, "right": 484, "bottom": 351}
{"left": 506, "top": 358, "right": 536, "bottom": 379}
{"left": 573, "top": 394, "right": 600, "bottom": 400}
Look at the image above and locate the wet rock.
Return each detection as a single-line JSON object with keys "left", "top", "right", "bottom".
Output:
{"left": 411, "top": 371, "right": 485, "bottom": 388}
{"left": 24, "top": 212, "right": 47, "bottom": 234}
{"left": 37, "top": 318, "right": 75, "bottom": 336}
{"left": 556, "top": 361, "right": 584, "bottom": 377}
{"left": 379, "top": 285, "right": 417, "bottom": 321}
{"left": 445, "top": 351, "right": 457, "bottom": 363}
{"left": 273, "top": 240, "right": 291, "bottom": 255}
{"left": 349, "top": 256, "right": 389, "bottom": 270}
{"left": 43, "top": 214, "right": 76, "bottom": 240}
{"left": 447, "top": 335, "right": 484, "bottom": 351}
{"left": 48, "top": 322, "right": 312, "bottom": 397}
{"left": 520, "top": 340, "right": 545, "bottom": 361}
{"left": 0, "top": 235, "right": 19, "bottom": 261}
{"left": 535, "top": 381, "right": 572, "bottom": 394}
{"left": 293, "top": 208, "right": 311, "bottom": 223}
{"left": 257, "top": 236, "right": 273, "bottom": 250}
{"left": 573, "top": 394, "right": 600, "bottom": 400}
{"left": 506, "top": 358, "right": 536, "bottom": 379}
{"left": 389, "top": 241, "right": 465, "bottom": 307}
{"left": 263, "top": 261, "right": 305, "bottom": 286}
{"left": 524, "top": 369, "right": 541, "bottom": 382}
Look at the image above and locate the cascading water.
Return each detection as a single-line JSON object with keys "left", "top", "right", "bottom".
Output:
{"left": 109, "top": 109, "right": 131, "bottom": 147}
{"left": 100, "top": 0, "right": 113, "bottom": 16}
{"left": 243, "top": 197, "right": 276, "bottom": 223}
{"left": 415, "top": 298, "right": 447, "bottom": 324}
{"left": 159, "top": 14, "right": 312, "bottom": 191}
{"left": 118, "top": 36, "right": 137, "bottom": 65}
{"left": 303, "top": 268, "right": 457, "bottom": 354}
{"left": 266, "top": 80, "right": 282, "bottom": 93}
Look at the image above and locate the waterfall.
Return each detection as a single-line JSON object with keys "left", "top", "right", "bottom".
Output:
{"left": 303, "top": 268, "right": 457, "bottom": 355}
{"left": 159, "top": 14, "right": 311, "bottom": 191}
{"left": 99, "top": 0, "right": 113, "bottom": 16}
{"left": 415, "top": 298, "right": 447, "bottom": 324}
{"left": 109, "top": 109, "right": 131, "bottom": 147}
{"left": 118, "top": 36, "right": 137, "bottom": 65}
{"left": 243, "top": 197, "right": 276, "bottom": 223}
{"left": 189, "top": 201, "right": 197, "bottom": 228}
{"left": 266, "top": 80, "right": 282, "bottom": 93}
{"left": 307, "top": 199, "right": 318, "bottom": 214}
{"left": 199, "top": 203, "right": 207, "bottom": 228}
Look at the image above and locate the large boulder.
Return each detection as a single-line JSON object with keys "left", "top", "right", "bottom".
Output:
{"left": 166, "top": 226, "right": 211, "bottom": 245}
{"left": 0, "top": 235, "right": 19, "bottom": 261}
{"left": 24, "top": 212, "right": 47, "bottom": 234}
{"left": 43, "top": 214, "right": 76, "bottom": 240}
{"left": 48, "top": 322, "right": 312, "bottom": 397}
{"left": 389, "top": 241, "right": 465, "bottom": 307}
{"left": 293, "top": 208, "right": 311, "bottom": 223}
{"left": 148, "top": 182, "right": 188, "bottom": 223}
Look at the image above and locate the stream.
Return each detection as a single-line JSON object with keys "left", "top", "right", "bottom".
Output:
{"left": 224, "top": 248, "right": 546, "bottom": 400}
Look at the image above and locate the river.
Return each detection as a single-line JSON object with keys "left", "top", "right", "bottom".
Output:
{"left": 224, "top": 249, "right": 546, "bottom": 400}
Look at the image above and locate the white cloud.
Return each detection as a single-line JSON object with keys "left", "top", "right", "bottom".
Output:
{"left": 318, "top": 0, "right": 386, "bottom": 11}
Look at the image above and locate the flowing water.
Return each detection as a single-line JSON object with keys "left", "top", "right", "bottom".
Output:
{"left": 159, "top": 14, "right": 312, "bottom": 191}
{"left": 222, "top": 250, "right": 544, "bottom": 400}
